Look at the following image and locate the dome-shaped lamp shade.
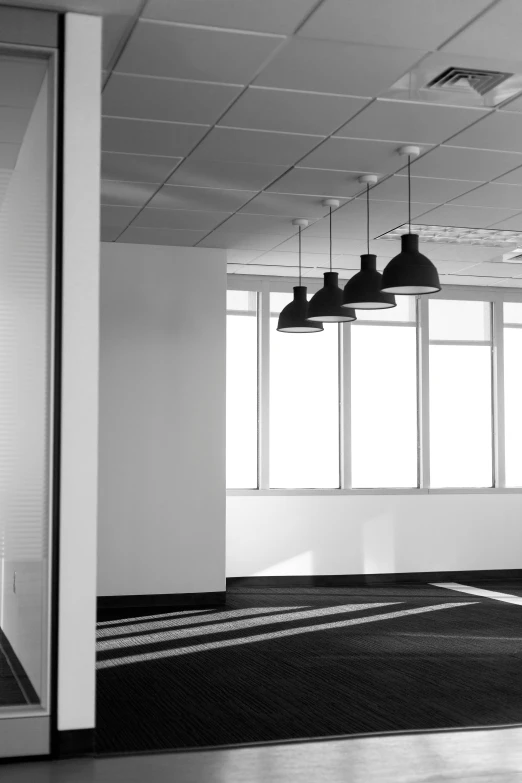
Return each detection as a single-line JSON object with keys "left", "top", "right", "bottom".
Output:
{"left": 307, "top": 272, "right": 357, "bottom": 323}
{"left": 277, "top": 286, "right": 324, "bottom": 333}
{"left": 342, "top": 254, "right": 396, "bottom": 310}
{"left": 381, "top": 234, "right": 441, "bottom": 295}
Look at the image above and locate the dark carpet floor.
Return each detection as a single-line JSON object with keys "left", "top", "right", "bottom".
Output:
{"left": 95, "top": 584, "right": 522, "bottom": 754}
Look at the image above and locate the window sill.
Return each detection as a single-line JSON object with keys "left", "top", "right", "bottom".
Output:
{"left": 227, "top": 487, "right": 522, "bottom": 496}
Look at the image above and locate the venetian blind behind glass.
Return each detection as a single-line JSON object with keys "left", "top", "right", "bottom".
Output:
{"left": 0, "top": 59, "right": 52, "bottom": 564}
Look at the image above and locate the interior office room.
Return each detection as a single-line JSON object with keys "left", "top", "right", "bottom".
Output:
{"left": 5, "top": 0, "right": 522, "bottom": 781}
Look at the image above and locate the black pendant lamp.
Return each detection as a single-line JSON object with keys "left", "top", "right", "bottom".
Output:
{"left": 343, "top": 175, "right": 396, "bottom": 310}
{"left": 381, "top": 146, "right": 441, "bottom": 295}
{"left": 277, "top": 219, "right": 323, "bottom": 333}
{"left": 307, "top": 199, "right": 357, "bottom": 323}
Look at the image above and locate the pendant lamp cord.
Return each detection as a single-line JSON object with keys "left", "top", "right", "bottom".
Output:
{"left": 329, "top": 206, "right": 333, "bottom": 272}
{"left": 298, "top": 225, "right": 302, "bottom": 288}
{"left": 408, "top": 154, "right": 411, "bottom": 234}
{"left": 366, "top": 183, "right": 370, "bottom": 255}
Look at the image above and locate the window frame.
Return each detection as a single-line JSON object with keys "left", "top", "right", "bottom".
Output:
{"left": 227, "top": 273, "right": 522, "bottom": 495}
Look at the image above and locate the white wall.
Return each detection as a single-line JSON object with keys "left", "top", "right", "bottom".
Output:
{"left": 58, "top": 13, "right": 101, "bottom": 732}
{"left": 98, "top": 242, "right": 226, "bottom": 597}
{"left": 227, "top": 494, "right": 522, "bottom": 577}
{"left": 0, "top": 68, "right": 50, "bottom": 699}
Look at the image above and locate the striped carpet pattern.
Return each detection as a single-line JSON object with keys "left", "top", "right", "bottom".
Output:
{"left": 95, "top": 585, "right": 522, "bottom": 754}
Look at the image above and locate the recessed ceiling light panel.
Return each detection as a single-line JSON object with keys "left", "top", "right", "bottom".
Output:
{"left": 380, "top": 224, "right": 522, "bottom": 249}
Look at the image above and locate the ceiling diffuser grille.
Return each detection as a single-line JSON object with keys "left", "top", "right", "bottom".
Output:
{"left": 426, "top": 66, "right": 513, "bottom": 96}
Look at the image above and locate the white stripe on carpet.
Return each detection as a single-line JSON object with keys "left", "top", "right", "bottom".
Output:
{"left": 431, "top": 582, "right": 522, "bottom": 605}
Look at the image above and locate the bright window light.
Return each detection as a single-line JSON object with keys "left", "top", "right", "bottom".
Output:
{"left": 430, "top": 299, "right": 490, "bottom": 341}
{"left": 429, "top": 344, "right": 492, "bottom": 488}
{"left": 504, "top": 327, "right": 522, "bottom": 486}
{"left": 226, "top": 292, "right": 258, "bottom": 489}
{"left": 351, "top": 324, "right": 418, "bottom": 488}
{"left": 269, "top": 292, "right": 339, "bottom": 488}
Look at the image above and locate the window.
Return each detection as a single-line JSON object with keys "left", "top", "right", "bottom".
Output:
{"left": 504, "top": 302, "right": 522, "bottom": 486}
{"left": 269, "top": 292, "right": 339, "bottom": 488}
{"left": 226, "top": 291, "right": 258, "bottom": 489}
{"left": 351, "top": 298, "right": 417, "bottom": 488}
{"left": 226, "top": 283, "right": 522, "bottom": 494}
{"left": 429, "top": 299, "right": 493, "bottom": 488}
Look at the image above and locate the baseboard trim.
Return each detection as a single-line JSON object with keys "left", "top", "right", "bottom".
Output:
{"left": 54, "top": 728, "right": 94, "bottom": 759}
{"left": 227, "top": 569, "right": 522, "bottom": 588}
{"left": 98, "top": 591, "right": 227, "bottom": 612}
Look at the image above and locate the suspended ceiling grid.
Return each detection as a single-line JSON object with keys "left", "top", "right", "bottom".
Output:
{"left": 7, "top": 0, "right": 522, "bottom": 286}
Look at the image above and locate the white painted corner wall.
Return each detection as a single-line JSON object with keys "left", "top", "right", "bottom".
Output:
{"left": 97, "top": 242, "right": 226, "bottom": 597}
{"left": 58, "top": 13, "right": 101, "bottom": 732}
{"left": 226, "top": 494, "right": 522, "bottom": 577}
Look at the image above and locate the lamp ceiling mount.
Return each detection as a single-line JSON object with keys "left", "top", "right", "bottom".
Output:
{"left": 398, "top": 145, "right": 420, "bottom": 158}
{"left": 292, "top": 218, "right": 309, "bottom": 227}
{"left": 359, "top": 174, "right": 379, "bottom": 185}
{"left": 322, "top": 198, "right": 340, "bottom": 209}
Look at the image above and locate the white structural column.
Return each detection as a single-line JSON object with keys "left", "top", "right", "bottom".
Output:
{"left": 58, "top": 13, "right": 101, "bottom": 731}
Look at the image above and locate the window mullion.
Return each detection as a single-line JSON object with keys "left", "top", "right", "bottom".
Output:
{"left": 418, "top": 296, "right": 430, "bottom": 489}
{"left": 340, "top": 322, "right": 351, "bottom": 489}
{"left": 493, "top": 300, "right": 505, "bottom": 488}
{"left": 258, "top": 281, "right": 270, "bottom": 489}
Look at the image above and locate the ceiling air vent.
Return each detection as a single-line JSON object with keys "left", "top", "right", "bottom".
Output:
{"left": 426, "top": 66, "right": 513, "bottom": 96}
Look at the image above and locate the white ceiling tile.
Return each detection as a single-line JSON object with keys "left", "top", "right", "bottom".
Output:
{"left": 442, "top": 0, "right": 522, "bottom": 60}
{"left": 227, "top": 249, "right": 265, "bottom": 264}
{"left": 395, "top": 242, "right": 501, "bottom": 263}
{"left": 415, "top": 204, "right": 520, "bottom": 228}
{"left": 494, "top": 165, "right": 522, "bottom": 185}
{"left": 102, "top": 117, "right": 208, "bottom": 157}
{"left": 267, "top": 168, "right": 363, "bottom": 198}
{"left": 303, "top": 198, "right": 431, "bottom": 239}
{"left": 143, "top": 0, "right": 318, "bottom": 34}
{"left": 440, "top": 274, "right": 508, "bottom": 286}
{"left": 497, "top": 277, "right": 522, "bottom": 287}
{"left": 298, "top": 0, "right": 490, "bottom": 49}
{"left": 239, "top": 192, "right": 341, "bottom": 217}
{"left": 501, "top": 93, "right": 522, "bottom": 113}
{"left": 240, "top": 263, "right": 317, "bottom": 277}
{"left": 200, "top": 232, "right": 290, "bottom": 250}
{"left": 103, "top": 73, "right": 241, "bottom": 125}
{"left": 449, "top": 112, "right": 522, "bottom": 153}
{"left": 101, "top": 205, "right": 140, "bottom": 227}
{"left": 216, "top": 213, "right": 302, "bottom": 235}
{"left": 454, "top": 261, "right": 522, "bottom": 278}
{"left": 450, "top": 182, "right": 522, "bottom": 209}
{"left": 255, "top": 251, "right": 337, "bottom": 267}
{"left": 254, "top": 38, "right": 426, "bottom": 97}
{"left": 485, "top": 213, "right": 522, "bottom": 230}
{"left": 276, "top": 234, "right": 369, "bottom": 255}
{"left": 132, "top": 208, "right": 229, "bottom": 231}
{"left": 219, "top": 88, "right": 368, "bottom": 136}
{"left": 227, "top": 263, "right": 244, "bottom": 273}
{"left": 102, "top": 11, "right": 141, "bottom": 69}
{"left": 167, "top": 159, "right": 288, "bottom": 190}
{"left": 101, "top": 152, "right": 182, "bottom": 183}
{"left": 0, "top": 143, "right": 19, "bottom": 169}
{"left": 188, "top": 127, "right": 321, "bottom": 166}
{"left": 369, "top": 174, "right": 478, "bottom": 204}
{"left": 101, "top": 179, "right": 157, "bottom": 207}
{"left": 115, "top": 20, "right": 283, "bottom": 84}
{"left": 100, "top": 225, "right": 122, "bottom": 242}
{"left": 148, "top": 184, "right": 256, "bottom": 212}
{"left": 117, "top": 226, "right": 207, "bottom": 245}
{"left": 300, "top": 137, "right": 427, "bottom": 174}
{"left": 335, "top": 100, "right": 490, "bottom": 145}
{"left": 429, "top": 259, "right": 482, "bottom": 274}
{"left": 411, "top": 146, "right": 522, "bottom": 181}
